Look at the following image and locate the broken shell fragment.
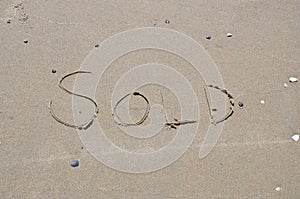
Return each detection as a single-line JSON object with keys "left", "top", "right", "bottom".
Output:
{"left": 226, "top": 32, "right": 233, "bottom": 37}
{"left": 292, "top": 134, "right": 299, "bottom": 142}
{"left": 289, "top": 77, "right": 298, "bottom": 83}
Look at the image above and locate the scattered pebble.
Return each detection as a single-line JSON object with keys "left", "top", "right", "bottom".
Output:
{"left": 70, "top": 160, "right": 79, "bottom": 167}
{"left": 260, "top": 100, "right": 265, "bottom": 105}
{"left": 52, "top": 69, "right": 56, "bottom": 73}
{"left": 94, "top": 44, "right": 99, "bottom": 48}
{"left": 7, "top": 19, "right": 11, "bottom": 24}
{"left": 291, "top": 134, "right": 299, "bottom": 142}
{"left": 226, "top": 32, "right": 233, "bottom": 37}
{"left": 289, "top": 77, "right": 298, "bottom": 83}
{"left": 165, "top": 19, "right": 170, "bottom": 24}
{"left": 23, "top": 39, "right": 28, "bottom": 44}
{"left": 275, "top": 186, "right": 282, "bottom": 192}
{"left": 238, "top": 101, "right": 244, "bottom": 108}
{"left": 283, "top": 83, "right": 288, "bottom": 88}
{"left": 206, "top": 35, "right": 211, "bottom": 40}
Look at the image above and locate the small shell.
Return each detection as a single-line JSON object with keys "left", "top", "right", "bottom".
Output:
{"left": 226, "top": 32, "right": 233, "bottom": 37}
{"left": 292, "top": 134, "right": 299, "bottom": 142}
{"left": 283, "top": 83, "right": 288, "bottom": 88}
{"left": 260, "top": 100, "right": 265, "bottom": 104}
{"left": 289, "top": 77, "right": 298, "bottom": 83}
{"left": 275, "top": 187, "right": 282, "bottom": 192}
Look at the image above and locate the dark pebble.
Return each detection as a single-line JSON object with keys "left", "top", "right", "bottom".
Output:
{"left": 52, "top": 69, "right": 56, "bottom": 73}
{"left": 71, "top": 160, "right": 79, "bottom": 167}
{"left": 94, "top": 44, "right": 99, "bottom": 48}
{"left": 238, "top": 101, "right": 244, "bottom": 108}
{"left": 206, "top": 35, "right": 211, "bottom": 40}
{"left": 165, "top": 19, "right": 170, "bottom": 24}
{"left": 23, "top": 39, "right": 28, "bottom": 44}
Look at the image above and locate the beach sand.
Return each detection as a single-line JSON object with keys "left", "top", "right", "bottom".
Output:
{"left": 0, "top": 0, "right": 299, "bottom": 198}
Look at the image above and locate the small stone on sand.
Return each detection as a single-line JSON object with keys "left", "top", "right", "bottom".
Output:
{"left": 238, "top": 101, "right": 244, "bottom": 108}
{"left": 275, "top": 186, "right": 282, "bottom": 192}
{"left": 291, "top": 134, "right": 299, "bottom": 142}
{"left": 289, "top": 77, "right": 298, "bottom": 83}
{"left": 226, "top": 32, "right": 233, "bottom": 37}
{"left": 71, "top": 160, "right": 79, "bottom": 167}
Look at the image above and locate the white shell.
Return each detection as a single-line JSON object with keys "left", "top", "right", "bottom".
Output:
{"left": 260, "top": 100, "right": 265, "bottom": 104}
{"left": 275, "top": 187, "right": 282, "bottom": 192}
{"left": 226, "top": 32, "right": 233, "bottom": 37}
{"left": 283, "top": 83, "right": 288, "bottom": 88}
{"left": 289, "top": 77, "right": 298, "bottom": 82}
{"left": 292, "top": 134, "right": 299, "bottom": 142}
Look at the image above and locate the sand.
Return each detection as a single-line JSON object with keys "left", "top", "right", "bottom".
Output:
{"left": 0, "top": 0, "right": 299, "bottom": 198}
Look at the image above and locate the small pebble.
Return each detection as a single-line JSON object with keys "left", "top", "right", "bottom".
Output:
{"left": 206, "top": 35, "right": 211, "bottom": 40}
{"left": 70, "top": 160, "right": 79, "bottom": 167}
{"left": 260, "top": 100, "right": 265, "bottom": 105}
{"left": 51, "top": 69, "right": 56, "bottom": 73}
{"left": 165, "top": 19, "right": 170, "bottom": 24}
{"left": 291, "top": 134, "right": 299, "bottom": 142}
{"left": 289, "top": 77, "right": 298, "bottom": 83}
{"left": 275, "top": 186, "right": 282, "bottom": 192}
{"left": 226, "top": 32, "right": 233, "bottom": 37}
{"left": 238, "top": 101, "right": 244, "bottom": 108}
{"left": 94, "top": 44, "right": 99, "bottom": 48}
{"left": 283, "top": 83, "right": 288, "bottom": 88}
{"left": 7, "top": 19, "right": 11, "bottom": 24}
{"left": 23, "top": 39, "right": 28, "bottom": 44}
